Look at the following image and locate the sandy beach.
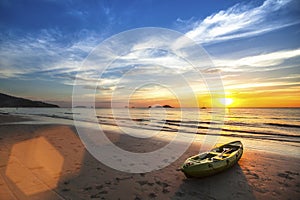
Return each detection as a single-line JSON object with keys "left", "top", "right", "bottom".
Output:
{"left": 1, "top": 0, "right": 300, "bottom": 199}
{"left": 0, "top": 114, "right": 299, "bottom": 200}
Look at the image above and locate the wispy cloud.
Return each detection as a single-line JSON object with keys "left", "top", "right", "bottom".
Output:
{"left": 209, "top": 48, "right": 300, "bottom": 100}
{"left": 0, "top": 27, "right": 209, "bottom": 100}
{"left": 185, "top": 0, "right": 299, "bottom": 44}
{"left": 225, "top": 81, "right": 300, "bottom": 90}
{"left": 0, "top": 29, "right": 102, "bottom": 80}
{"left": 214, "top": 48, "right": 300, "bottom": 73}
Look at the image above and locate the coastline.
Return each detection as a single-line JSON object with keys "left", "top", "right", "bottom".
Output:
{"left": 0, "top": 114, "right": 299, "bottom": 199}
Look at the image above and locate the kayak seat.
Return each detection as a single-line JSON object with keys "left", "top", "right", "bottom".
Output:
{"left": 222, "top": 153, "right": 230, "bottom": 157}
{"left": 212, "top": 157, "right": 223, "bottom": 161}
{"left": 215, "top": 148, "right": 224, "bottom": 153}
{"left": 225, "top": 148, "right": 238, "bottom": 154}
{"left": 210, "top": 152, "right": 220, "bottom": 156}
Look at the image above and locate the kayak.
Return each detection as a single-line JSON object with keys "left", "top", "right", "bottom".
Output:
{"left": 180, "top": 141, "right": 243, "bottom": 178}
{"left": 179, "top": 141, "right": 243, "bottom": 178}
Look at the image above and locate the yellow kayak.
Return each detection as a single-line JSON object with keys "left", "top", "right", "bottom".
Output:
{"left": 180, "top": 141, "right": 243, "bottom": 178}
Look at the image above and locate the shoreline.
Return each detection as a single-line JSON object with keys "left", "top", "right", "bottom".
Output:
{"left": 0, "top": 114, "right": 299, "bottom": 199}
{"left": 1, "top": 112, "right": 299, "bottom": 158}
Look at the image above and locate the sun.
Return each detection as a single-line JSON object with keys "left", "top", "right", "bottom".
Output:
{"left": 218, "top": 98, "right": 234, "bottom": 106}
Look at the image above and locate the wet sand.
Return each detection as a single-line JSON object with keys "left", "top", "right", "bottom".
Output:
{"left": 0, "top": 114, "right": 299, "bottom": 200}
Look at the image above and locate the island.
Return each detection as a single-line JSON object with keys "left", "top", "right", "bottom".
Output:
{"left": 148, "top": 105, "right": 174, "bottom": 108}
{"left": 0, "top": 93, "right": 59, "bottom": 107}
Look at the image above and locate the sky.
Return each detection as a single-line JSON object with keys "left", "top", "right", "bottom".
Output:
{"left": 0, "top": 0, "right": 300, "bottom": 107}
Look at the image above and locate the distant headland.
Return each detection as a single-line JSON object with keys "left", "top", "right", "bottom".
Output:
{"left": 0, "top": 93, "right": 59, "bottom": 108}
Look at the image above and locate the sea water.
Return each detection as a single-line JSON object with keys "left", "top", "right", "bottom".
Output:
{"left": 1, "top": 107, "right": 299, "bottom": 157}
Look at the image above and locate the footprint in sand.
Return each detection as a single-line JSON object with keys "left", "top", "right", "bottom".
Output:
{"left": 147, "top": 182, "right": 154, "bottom": 186}
{"left": 95, "top": 185, "right": 103, "bottom": 190}
{"left": 249, "top": 173, "right": 259, "bottom": 179}
{"left": 105, "top": 180, "right": 111, "bottom": 185}
{"left": 162, "top": 188, "right": 170, "bottom": 193}
{"left": 278, "top": 181, "right": 289, "bottom": 187}
{"left": 99, "top": 190, "right": 108, "bottom": 194}
{"left": 63, "top": 181, "right": 70, "bottom": 185}
{"left": 115, "top": 176, "right": 133, "bottom": 182}
{"left": 148, "top": 192, "right": 157, "bottom": 198}
{"left": 175, "top": 191, "right": 185, "bottom": 197}
{"left": 137, "top": 180, "right": 148, "bottom": 186}
{"left": 84, "top": 186, "right": 93, "bottom": 191}
{"left": 90, "top": 194, "right": 100, "bottom": 198}
{"left": 155, "top": 180, "right": 169, "bottom": 188}
{"left": 90, "top": 190, "right": 108, "bottom": 198}
{"left": 277, "top": 172, "right": 295, "bottom": 180}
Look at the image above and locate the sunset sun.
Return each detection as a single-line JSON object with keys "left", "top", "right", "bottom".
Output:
{"left": 218, "top": 98, "right": 234, "bottom": 106}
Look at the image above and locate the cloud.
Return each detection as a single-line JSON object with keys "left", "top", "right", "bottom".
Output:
{"left": 208, "top": 48, "right": 300, "bottom": 97}
{"left": 213, "top": 48, "right": 300, "bottom": 72}
{"left": 0, "top": 29, "right": 102, "bottom": 79}
{"left": 185, "top": 0, "right": 299, "bottom": 44}
{"left": 1, "top": 1, "right": 299, "bottom": 105}
{"left": 0, "top": 28, "right": 201, "bottom": 95}
{"left": 225, "top": 81, "right": 300, "bottom": 90}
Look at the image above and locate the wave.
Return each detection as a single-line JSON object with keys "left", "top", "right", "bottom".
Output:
{"left": 63, "top": 112, "right": 80, "bottom": 115}
{"left": 4, "top": 109, "right": 299, "bottom": 145}
{"left": 93, "top": 115, "right": 300, "bottom": 138}
{"left": 96, "top": 119, "right": 300, "bottom": 144}
{"left": 156, "top": 121, "right": 300, "bottom": 139}
{"left": 194, "top": 131, "right": 300, "bottom": 145}
{"left": 265, "top": 123, "right": 300, "bottom": 129}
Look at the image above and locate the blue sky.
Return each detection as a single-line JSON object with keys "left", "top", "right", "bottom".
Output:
{"left": 0, "top": 0, "right": 300, "bottom": 107}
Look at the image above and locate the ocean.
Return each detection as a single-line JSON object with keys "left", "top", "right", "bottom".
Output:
{"left": 1, "top": 107, "right": 299, "bottom": 157}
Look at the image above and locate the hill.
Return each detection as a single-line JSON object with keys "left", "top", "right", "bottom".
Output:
{"left": 0, "top": 93, "right": 59, "bottom": 108}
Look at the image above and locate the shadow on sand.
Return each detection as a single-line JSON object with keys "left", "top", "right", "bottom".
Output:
{"left": 171, "top": 164, "right": 256, "bottom": 200}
